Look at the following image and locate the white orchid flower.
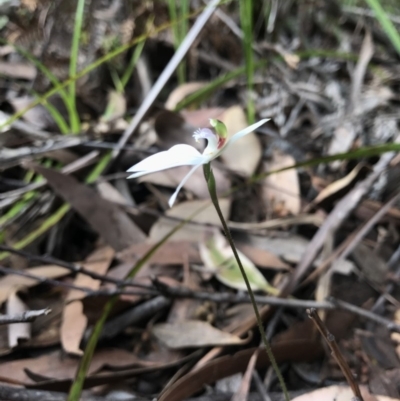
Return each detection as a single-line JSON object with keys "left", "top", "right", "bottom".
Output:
{"left": 127, "top": 118, "right": 269, "bottom": 207}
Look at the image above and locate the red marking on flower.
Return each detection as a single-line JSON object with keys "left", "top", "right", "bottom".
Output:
{"left": 217, "top": 137, "right": 226, "bottom": 149}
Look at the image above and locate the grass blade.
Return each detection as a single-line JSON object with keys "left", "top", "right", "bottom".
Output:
{"left": 68, "top": 0, "right": 85, "bottom": 134}
{"left": 0, "top": 4, "right": 216, "bottom": 131}
{"left": 239, "top": 0, "right": 255, "bottom": 123}
{"left": 0, "top": 152, "right": 110, "bottom": 260}
{"left": 120, "top": 40, "right": 146, "bottom": 90}
{"left": 364, "top": 0, "right": 400, "bottom": 55}
{"left": 66, "top": 201, "right": 209, "bottom": 401}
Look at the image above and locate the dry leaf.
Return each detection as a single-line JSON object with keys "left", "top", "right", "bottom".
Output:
{"left": 6, "top": 292, "right": 30, "bottom": 348}
{"left": 0, "top": 265, "right": 70, "bottom": 305}
{"left": 61, "top": 246, "right": 114, "bottom": 355}
{"left": 165, "top": 82, "right": 207, "bottom": 110}
{"left": 352, "top": 243, "right": 388, "bottom": 285}
{"left": 118, "top": 241, "right": 201, "bottom": 265}
{"left": 9, "top": 96, "right": 53, "bottom": 129}
{"left": 199, "top": 230, "right": 278, "bottom": 294}
{"left": 0, "top": 61, "right": 36, "bottom": 80}
{"left": 97, "top": 181, "right": 129, "bottom": 205}
{"left": 152, "top": 320, "right": 247, "bottom": 349}
{"left": 29, "top": 165, "right": 145, "bottom": 251}
{"left": 328, "top": 122, "right": 357, "bottom": 170}
{"left": 219, "top": 106, "right": 262, "bottom": 176}
{"left": 70, "top": 246, "right": 115, "bottom": 303}
{"left": 236, "top": 243, "right": 290, "bottom": 271}
{"left": 0, "top": 348, "right": 158, "bottom": 384}
{"left": 149, "top": 199, "right": 230, "bottom": 242}
{"left": 263, "top": 150, "right": 300, "bottom": 216}
{"left": 61, "top": 302, "right": 86, "bottom": 356}
{"left": 100, "top": 90, "right": 126, "bottom": 122}
{"left": 230, "top": 350, "right": 259, "bottom": 401}
{"left": 311, "top": 163, "right": 366, "bottom": 208}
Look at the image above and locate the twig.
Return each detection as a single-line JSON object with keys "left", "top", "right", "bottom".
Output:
{"left": 155, "top": 281, "right": 400, "bottom": 332}
{"left": 0, "top": 137, "right": 86, "bottom": 169}
{"left": 110, "top": 0, "right": 221, "bottom": 163}
{"left": 0, "top": 151, "right": 99, "bottom": 201}
{"left": 339, "top": 192, "right": 400, "bottom": 261}
{"left": 0, "top": 246, "right": 152, "bottom": 290}
{"left": 0, "top": 266, "right": 156, "bottom": 297}
{"left": 307, "top": 308, "right": 364, "bottom": 401}
{"left": 329, "top": 297, "right": 400, "bottom": 332}
{"left": 1, "top": 265, "right": 398, "bottom": 332}
{"left": 303, "top": 192, "right": 400, "bottom": 286}
{"left": 0, "top": 308, "right": 51, "bottom": 325}
{"left": 154, "top": 279, "right": 332, "bottom": 309}
{"left": 286, "top": 152, "right": 396, "bottom": 294}
{"left": 95, "top": 296, "right": 171, "bottom": 342}
{"left": 372, "top": 243, "right": 400, "bottom": 313}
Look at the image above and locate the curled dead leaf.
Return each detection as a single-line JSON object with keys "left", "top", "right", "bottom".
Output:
{"left": 263, "top": 150, "right": 300, "bottom": 216}
{"left": 152, "top": 320, "right": 248, "bottom": 349}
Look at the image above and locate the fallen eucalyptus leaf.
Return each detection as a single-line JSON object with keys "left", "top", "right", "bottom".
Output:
{"left": 199, "top": 230, "right": 278, "bottom": 295}
{"left": 152, "top": 320, "right": 247, "bottom": 349}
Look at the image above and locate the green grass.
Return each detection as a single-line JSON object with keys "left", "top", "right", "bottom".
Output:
{"left": 363, "top": 0, "right": 400, "bottom": 55}
{"left": 66, "top": 205, "right": 202, "bottom": 400}
{"left": 68, "top": 0, "right": 85, "bottom": 134}
{"left": 239, "top": 0, "right": 255, "bottom": 124}
{"left": 3, "top": 1, "right": 400, "bottom": 396}
{"left": 167, "top": 0, "right": 190, "bottom": 83}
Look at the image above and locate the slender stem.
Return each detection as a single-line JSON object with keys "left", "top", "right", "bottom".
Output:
{"left": 204, "top": 164, "right": 289, "bottom": 401}
{"left": 68, "top": 0, "right": 85, "bottom": 134}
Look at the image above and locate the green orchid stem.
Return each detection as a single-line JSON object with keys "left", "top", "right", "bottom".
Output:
{"left": 203, "top": 163, "right": 290, "bottom": 401}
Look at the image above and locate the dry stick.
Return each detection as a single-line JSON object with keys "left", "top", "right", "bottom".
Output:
{"left": 0, "top": 265, "right": 156, "bottom": 297}
{"left": 1, "top": 137, "right": 88, "bottom": 169}
{"left": 0, "top": 245, "right": 152, "bottom": 290}
{"left": 328, "top": 297, "right": 400, "bottom": 332}
{"left": 310, "top": 194, "right": 399, "bottom": 285}
{"left": 155, "top": 281, "right": 400, "bottom": 332}
{"left": 1, "top": 260, "right": 399, "bottom": 331}
{"left": 1, "top": 265, "right": 398, "bottom": 332}
{"left": 338, "top": 191, "right": 400, "bottom": 262}
{"left": 0, "top": 150, "right": 99, "bottom": 201}
{"left": 302, "top": 188, "right": 400, "bottom": 285}
{"left": 300, "top": 230, "right": 358, "bottom": 286}
{"left": 110, "top": 0, "right": 221, "bottom": 163}
{"left": 286, "top": 152, "right": 396, "bottom": 295}
{"left": 0, "top": 308, "right": 51, "bottom": 325}
{"left": 372, "top": 243, "right": 400, "bottom": 313}
{"left": 307, "top": 308, "right": 364, "bottom": 401}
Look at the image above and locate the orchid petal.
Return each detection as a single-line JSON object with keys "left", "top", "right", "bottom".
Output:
{"left": 127, "top": 144, "right": 207, "bottom": 178}
{"left": 193, "top": 128, "right": 218, "bottom": 155}
{"left": 168, "top": 163, "right": 203, "bottom": 207}
{"left": 228, "top": 119, "right": 269, "bottom": 146}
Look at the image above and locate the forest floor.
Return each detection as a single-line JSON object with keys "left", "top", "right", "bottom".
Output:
{"left": 1, "top": 1, "right": 400, "bottom": 400}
